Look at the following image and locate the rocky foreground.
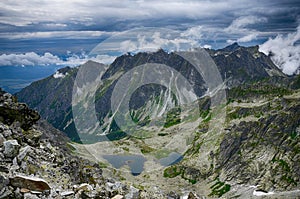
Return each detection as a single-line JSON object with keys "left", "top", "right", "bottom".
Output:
{"left": 0, "top": 89, "right": 205, "bottom": 199}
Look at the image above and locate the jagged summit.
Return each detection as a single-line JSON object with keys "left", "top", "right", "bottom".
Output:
{"left": 16, "top": 44, "right": 287, "bottom": 142}
{"left": 222, "top": 42, "right": 241, "bottom": 52}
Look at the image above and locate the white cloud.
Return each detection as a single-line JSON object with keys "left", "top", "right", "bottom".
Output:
{"left": 0, "top": 31, "right": 112, "bottom": 40}
{"left": 0, "top": 52, "right": 116, "bottom": 66}
{"left": 226, "top": 16, "right": 267, "bottom": 32}
{"left": 0, "top": 52, "right": 61, "bottom": 66}
{"left": 0, "top": 0, "right": 297, "bottom": 50}
{"left": 180, "top": 26, "right": 203, "bottom": 40}
{"left": 89, "top": 55, "right": 117, "bottom": 65}
{"left": 259, "top": 26, "right": 300, "bottom": 75}
{"left": 225, "top": 16, "right": 267, "bottom": 43}
{"left": 118, "top": 31, "right": 199, "bottom": 53}
{"left": 0, "top": 0, "right": 249, "bottom": 26}
{"left": 45, "top": 23, "right": 68, "bottom": 28}
{"left": 237, "top": 33, "right": 259, "bottom": 42}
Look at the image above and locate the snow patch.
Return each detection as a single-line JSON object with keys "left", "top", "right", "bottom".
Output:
{"left": 253, "top": 190, "right": 274, "bottom": 196}
{"left": 53, "top": 71, "right": 67, "bottom": 79}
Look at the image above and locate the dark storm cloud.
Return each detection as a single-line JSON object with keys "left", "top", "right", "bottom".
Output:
{"left": 0, "top": 0, "right": 299, "bottom": 71}
{"left": 1, "top": 0, "right": 299, "bottom": 37}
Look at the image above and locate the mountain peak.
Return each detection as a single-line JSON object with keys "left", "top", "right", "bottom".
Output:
{"left": 223, "top": 42, "right": 240, "bottom": 52}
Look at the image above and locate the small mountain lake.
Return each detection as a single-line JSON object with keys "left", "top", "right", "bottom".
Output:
{"left": 103, "top": 152, "right": 183, "bottom": 175}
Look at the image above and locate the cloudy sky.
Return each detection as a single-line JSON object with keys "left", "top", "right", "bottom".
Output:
{"left": 0, "top": 0, "right": 299, "bottom": 73}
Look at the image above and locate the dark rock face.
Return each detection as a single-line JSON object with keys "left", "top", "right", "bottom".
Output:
{"left": 0, "top": 92, "right": 40, "bottom": 131}
{"left": 208, "top": 45, "right": 285, "bottom": 86}
{"left": 15, "top": 66, "right": 78, "bottom": 140}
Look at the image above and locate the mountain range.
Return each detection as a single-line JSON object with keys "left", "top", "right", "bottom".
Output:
{"left": 13, "top": 43, "right": 300, "bottom": 198}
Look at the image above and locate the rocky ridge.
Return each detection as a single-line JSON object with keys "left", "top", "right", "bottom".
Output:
{"left": 16, "top": 44, "right": 285, "bottom": 142}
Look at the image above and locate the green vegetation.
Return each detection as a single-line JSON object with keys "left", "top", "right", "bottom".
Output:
{"left": 200, "top": 109, "right": 210, "bottom": 119}
{"left": 270, "top": 157, "right": 297, "bottom": 185}
{"left": 187, "top": 178, "right": 197, "bottom": 184}
{"left": 185, "top": 140, "right": 203, "bottom": 156}
{"left": 202, "top": 113, "right": 212, "bottom": 122}
{"left": 226, "top": 98, "right": 235, "bottom": 105}
{"left": 122, "top": 147, "right": 129, "bottom": 152}
{"left": 95, "top": 79, "right": 113, "bottom": 100}
{"left": 290, "top": 131, "right": 298, "bottom": 139}
{"left": 209, "top": 178, "right": 231, "bottom": 197}
{"left": 140, "top": 144, "right": 154, "bottom": 154}
{"left": 281, "top": 175, "right": 297, "bottom": 186}
{"left": 164, "top": 107, "right": 181, "bottom": 128}
{"left": 163, "top": 166, "right": 182, "bottom": 178}
{"left": 98, "top": 162, "right": 108, "bottom": 168}
{"left": 130, "top": 109, "right": 151, "bottom": 127}
{"left": 163, "top": 165, "right": 198, "bottom": 184}
{"left": 272, "top": 158, "right": 291, "bottom": 172}
{"left": 153, "top": 149, "right": 172, "bottom": 159}
{"left": 228, "top": 84, "right": 292, "bottom": 100}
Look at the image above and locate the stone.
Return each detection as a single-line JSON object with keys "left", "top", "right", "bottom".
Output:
{"left": 23, "top": 192, "right": 40, "bottom": 199}
{"left": 17, "top": 146, "right": 32, "bottom": 162}
{"left": 167, "top": 191, "right": 180, "bottom": 199}
{"left": 125, "top": 186, "right": 139, "bottom": 199}
{"left": 60, "top": 190, "right": 74, "bottom": 196}
{"left": 0, "top": 124, "right": 11, "bottom": 138}
{"left": 0, "top": 175, "right": 9, "bottom": 190}
{"left": 0, "top": 166, "right": 8, "bottom": 173}
{"left": 20, "top": 188, "right": 30, "bottom": 193}
{"left": 23, "top": 129, "right": 42, "bottom": 147}
{"left": 0, "top": 134, "right": 5, "bottom": 147}
{"left": 12, "top": 157, "right": 18, "bottom": 166}
{"left": 2, "top": 129, "right": 11, "bottom": 138}
{"left": 14, "top": 187, "right": 22, "bottom": 199}
{"left": 0, "top": 188, "right": 12, "bottom": 199}
{"left": 81, "top": 190, "right": 98, "bottom": 198}
{"left": 3, "top": 140, "right": 20, "bottom": 158}
{"left": 75, "top": 183, "right": 93, "bottom": 192}
{"left": 187, "top": 192, "right": 200, "bottom": 199}
{"left": 30, "top": 190, "right": 42, "bottom": 194}
{"left": 10, "top": 175, "right": 51, "bottom": 192}
{"left": 112, "top": 194, "right": 124, "bottom": 199}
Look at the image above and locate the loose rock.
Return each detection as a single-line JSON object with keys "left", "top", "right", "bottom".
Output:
{"left": 0, "top": 134, "right": 5, "bottom": 146}
{"left": 3, "top": 140, "right": 20, "bottom": 158}
{"left": 112, "top": 194, "right": 124, "bottom": 199}
{"left": 61, "top": 190, "right": 75, "bottom": 197}
{"left": 10, "top": 175, "right": 51, "bottom": 192}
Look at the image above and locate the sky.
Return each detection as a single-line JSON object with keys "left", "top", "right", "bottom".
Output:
{"left": 0, "top": 0, "right": 300, "bottom": 74}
